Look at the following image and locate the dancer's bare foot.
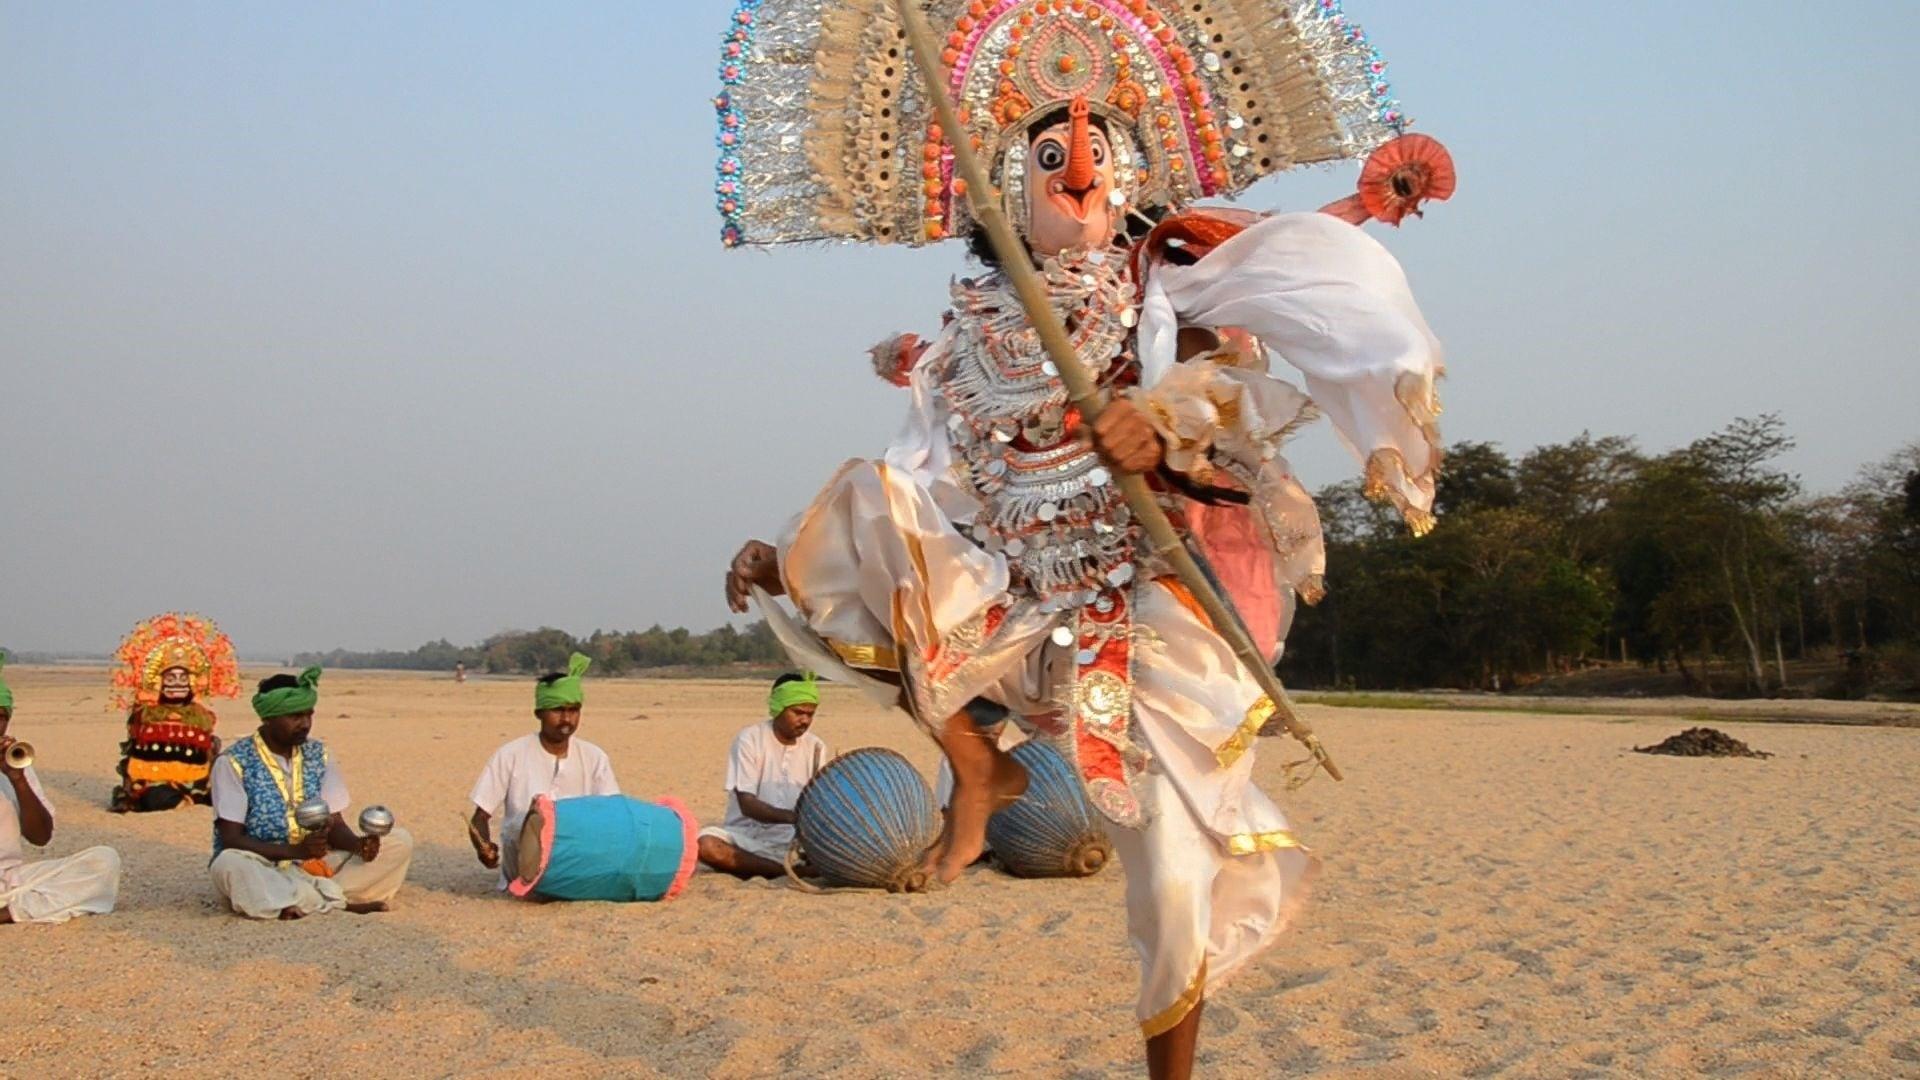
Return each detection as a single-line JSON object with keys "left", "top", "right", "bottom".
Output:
{"left": 345, "top": 901, "right": 389, "bottom": 914}
{"left": 923, "top": 731, "right": 1028, "bottom": 884}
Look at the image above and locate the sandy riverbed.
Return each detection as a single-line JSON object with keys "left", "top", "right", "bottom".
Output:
{"left": 4, "top": 666, "right": 1916, "bottom": 1077}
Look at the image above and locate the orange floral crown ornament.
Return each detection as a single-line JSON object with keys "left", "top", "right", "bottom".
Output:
{"left": 111, "top": 612, "right": 240, "bottom": 710}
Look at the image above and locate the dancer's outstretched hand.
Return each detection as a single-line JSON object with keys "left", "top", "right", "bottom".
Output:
{"left": 726, "top": 540, "right": 784, "bottom": 613}
{"left": 1091, "top": 398, "right": 1165, "bottom": 475}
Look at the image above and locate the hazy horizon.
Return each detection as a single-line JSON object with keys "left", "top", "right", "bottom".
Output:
{"left": 4, "top": 1, "right": 1916, "bottom": 656}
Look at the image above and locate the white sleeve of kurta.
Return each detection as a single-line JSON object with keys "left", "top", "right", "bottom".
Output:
{"left": 724, "top": 726, "right": 764, "bottom": 798}
{"left": 587, "top": 745, "right": 620, "bottom": 796}
{"left": 210, "top": 753, "right": 248, "bottom": 824}
{"left": 1137, "top": 212, "right": 1445, "bottom": 532}
{"left": 318, "top": 755, "right": 349, "bottom": 814}
{"left": 21, "top": 767, "right": 52, "bottom": 823}
{"left": 0, "top": 767, "right": 56, "bottom": 875}
{"left": 468, "top": 743, "right": 513, "bottom": 814}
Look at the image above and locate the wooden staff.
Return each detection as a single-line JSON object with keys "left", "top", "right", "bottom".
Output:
{"left": 890, "top": 0, "right": 1342, "bottom": 781}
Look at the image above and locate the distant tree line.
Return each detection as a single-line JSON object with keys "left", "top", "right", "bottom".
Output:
{"left": 1282, "top": 417, "right": 1920, "bottom": 697}
{"left": 292, "top": 621, "right": 786, "bottom": 676}
{"left": 292, "top": 417, "right": 1918, "bottom": 700}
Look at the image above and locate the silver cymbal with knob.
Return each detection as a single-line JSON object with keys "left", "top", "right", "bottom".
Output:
{"left": 357, "top": 805, "right": 395, "bottom": 837}
{"left": 292, "top": 798, "right": 333, "bottom": 834}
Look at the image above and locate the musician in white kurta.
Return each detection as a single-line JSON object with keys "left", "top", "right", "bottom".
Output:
{"left": 469, "top": 733, "right": 620, "bottom": 889}
{"left": 466, "top": 656, "right": 622, "bottom": 890}
{"left": 696, "top": 676, "right": 832, "bottom": 878}
{"left": 0, "top": 668, "right": 121, "bottom": 925}
{"left": 0, "top": 767, "right": 122, "bottom": 926}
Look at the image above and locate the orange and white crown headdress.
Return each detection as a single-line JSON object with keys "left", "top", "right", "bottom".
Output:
{"left": 111, "top": 612, "right": 240, "bottom": 710}
{"left": 715, "top": 0, "right": 1406, "bottom": 248}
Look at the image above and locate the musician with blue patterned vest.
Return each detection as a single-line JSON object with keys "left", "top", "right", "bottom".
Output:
{"left": 208, "top": 668, "right": 415, "bottom": 919}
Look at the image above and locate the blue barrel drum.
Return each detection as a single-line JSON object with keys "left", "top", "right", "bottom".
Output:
{"left": 794, "top": 747, "right": 940, "bottom": 892}
{"left": 986, "top": 740, "right": 1113, "bottom": 878}
{"left": 510, "top": 793, "right": 698, "bottom": 902}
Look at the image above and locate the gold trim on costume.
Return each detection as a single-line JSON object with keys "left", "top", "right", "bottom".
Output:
{"left": 1140, "top": 958, "right": 1209, "bottom": 1039}
{"left": 1363, "top": 447, "right": 1438, "bottom": 538}
{"left": 829, "top": 639, "right": 899, "bottom": 671}
{"left": 1227, "top": 829, "right": 1302, "bottom": 857}
{"left": 251, "top": 732, "right": 314, "bottom": 842}
{"left": 1215, "top": 696, "right": 1277, "bottom": 769}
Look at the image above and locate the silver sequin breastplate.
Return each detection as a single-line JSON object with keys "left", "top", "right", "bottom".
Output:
{"left": 939, "top": 248, "right": 1141, "bottom": 612}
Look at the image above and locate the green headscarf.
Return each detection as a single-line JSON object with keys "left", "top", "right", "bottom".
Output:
{"left": 253, "top": 666, "right": 322, "bottom": 720}
{"left": 768, "top": 673, "right": 820, "bottom": 718}
{"left": 0, "top": 650, "right": 13, "bottom": 711}
{"left": 534, "top": 653, "right": 591, "bottom": 711}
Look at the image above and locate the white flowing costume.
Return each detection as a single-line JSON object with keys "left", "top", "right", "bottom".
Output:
{"left": 0, "top": 767, "right": 121, "bottom": 924}
{"left": 763, "top": 212, "right": 1444, "bottom": 1033}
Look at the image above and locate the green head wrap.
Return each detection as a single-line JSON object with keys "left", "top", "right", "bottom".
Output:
{"left": 0, "top": 651, "right": 13, "bottom": 711}
{"left": 253, "top": 666, "right": 321, "bottom": 720}
{"left": 534, "top": 653, "right": 591, "bottom": 711}
{"left": 768, "top": 673, "right": 820, "bottom": 719}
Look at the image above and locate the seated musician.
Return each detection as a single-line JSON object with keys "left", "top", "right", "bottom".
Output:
{"left": 466, "top": 654, "right": 620, "bottom": 888}
{"left": 696, "top": 673, "right": 830, "bottom": 879}
{"left": 208, "top": 668, "right": 415, "bottom": 919}
{"left": 0, "top": 654, "right": 122, "bottom": 925}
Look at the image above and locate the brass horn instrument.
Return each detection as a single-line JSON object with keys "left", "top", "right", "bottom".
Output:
{"left": 4, "top": 741, "right": 33, "bottom": 770}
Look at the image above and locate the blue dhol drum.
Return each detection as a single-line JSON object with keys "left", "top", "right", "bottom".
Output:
{"left": 510, "top": 794, "right": 697, "bottom": 902}
{"left": 986, "top": 741, "right": 1113, "bottom": 878}
{"left": 794, "top": 747, "right": 939, "bottom": 892}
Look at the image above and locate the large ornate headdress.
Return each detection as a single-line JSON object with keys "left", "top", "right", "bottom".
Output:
{"left": 716, "top": 0, "right": 1405, "bottom": 248}
{"left": 111, "top": 612, "right": 240, "bottom": 710}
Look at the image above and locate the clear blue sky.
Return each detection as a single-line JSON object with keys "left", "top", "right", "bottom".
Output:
{"left": 3, "top": 1, "right": 1915, "bottom": 656}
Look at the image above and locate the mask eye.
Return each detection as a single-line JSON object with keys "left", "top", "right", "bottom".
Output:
{"left": 1091, "top": 139, "right": 1106, "bottom": 165}
{"left": 1034, "top": 138, "right": 1066, "bottom": 172}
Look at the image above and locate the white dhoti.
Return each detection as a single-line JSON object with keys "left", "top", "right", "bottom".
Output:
{"left": 696, "top": 825, "right": 787, "bottom": 864}
{"left": 0, "top": 846, "right": 122, "bottom": 925}
{"left": 211, "top": 826, "right": 415, "bottom": 919}
{"left": 1113, "top": 586, "right": 1315, "bottom": 1035}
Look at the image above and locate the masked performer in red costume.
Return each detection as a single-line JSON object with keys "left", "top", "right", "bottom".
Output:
{"left": 716, "top": 2, "right": 1451, "bottom": 1074}
{"left": 108, "top": 613, "right": 239, "bottom": 812}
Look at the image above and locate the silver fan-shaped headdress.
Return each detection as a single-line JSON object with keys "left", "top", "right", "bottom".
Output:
{"left": 714, "top": 0, "right": 1405, "bottom": 248}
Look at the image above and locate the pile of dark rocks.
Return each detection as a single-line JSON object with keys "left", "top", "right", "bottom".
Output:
{"left": 1633, "top": 726, "right": 1772, "bottom": 759}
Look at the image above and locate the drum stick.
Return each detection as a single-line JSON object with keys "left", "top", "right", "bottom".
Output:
{"left": 461, "top": 812, "right": 500, "bottom": 858}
